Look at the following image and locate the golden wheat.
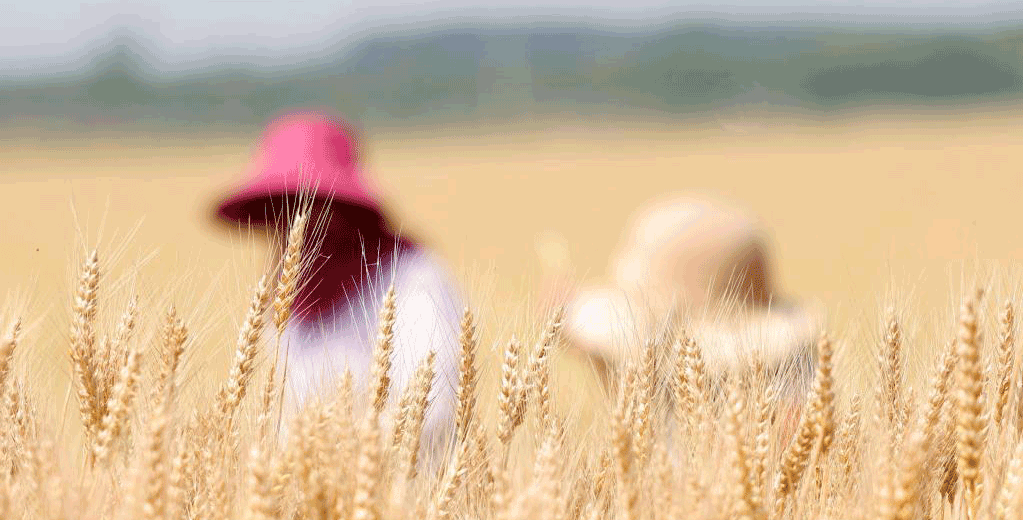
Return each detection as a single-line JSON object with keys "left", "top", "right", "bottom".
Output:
{"left": 7, "top": 221, "right": 1023, "bottom": 520}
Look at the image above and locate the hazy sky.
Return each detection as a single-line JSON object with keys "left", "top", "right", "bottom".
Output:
{"left": 2, "top": 1, "right": 1021, "bottom": 71}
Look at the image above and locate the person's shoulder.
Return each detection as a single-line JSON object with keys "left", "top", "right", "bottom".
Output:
{"left": 381, "top": 246, "right": 462, "bottom": 337}
{"left": 394, "top": 246, "right": 453, "bottom": 280}
{"left": 390, "top": 246, "right": 462, "bottom": 304}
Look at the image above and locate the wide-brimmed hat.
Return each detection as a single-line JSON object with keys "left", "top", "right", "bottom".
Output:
{"left": 563, "top": 194, "right": 823, "bottom": 377}
{"left": 214, "top": 111, "right": 382, "bottom": 224}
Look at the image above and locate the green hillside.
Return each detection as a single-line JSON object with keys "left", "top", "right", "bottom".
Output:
{"left": 2, "top": 22, "right": 1021, "bottom": 128}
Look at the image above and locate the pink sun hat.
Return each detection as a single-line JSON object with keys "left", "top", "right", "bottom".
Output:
{"left": 214, "top": 110, "right": 382, "bottom": 224}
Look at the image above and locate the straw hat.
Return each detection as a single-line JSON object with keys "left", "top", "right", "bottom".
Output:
{"left": 564, "top": 194, "right": 822, "bottom": 381}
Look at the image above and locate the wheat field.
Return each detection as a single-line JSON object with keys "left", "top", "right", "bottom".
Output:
{"left": 2, "top": 212, "right": 1023, "bottom": 520}
{"left": 3, "top": 108, "right": 1023, "bottom": 519}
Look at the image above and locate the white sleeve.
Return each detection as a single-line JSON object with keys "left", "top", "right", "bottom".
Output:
{"left": 390, "top": 250, "right": 464, "bottom": 448}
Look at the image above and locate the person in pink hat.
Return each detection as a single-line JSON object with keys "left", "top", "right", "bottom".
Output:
{"left": 212, "top": 110, "right": 463, "bottom": 451}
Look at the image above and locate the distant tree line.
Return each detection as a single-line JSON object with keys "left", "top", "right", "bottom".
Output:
{"left": 1, "top": 24, "right": 1021, "bottom": 127}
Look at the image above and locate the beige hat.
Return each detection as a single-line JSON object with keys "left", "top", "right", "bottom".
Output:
{"left": 563, "top": 194, "right": 822, "bottom": 380}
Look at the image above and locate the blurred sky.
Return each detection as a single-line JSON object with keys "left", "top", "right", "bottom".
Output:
{"left": 3, "top": 1, "right": 1022, "bottom": 73}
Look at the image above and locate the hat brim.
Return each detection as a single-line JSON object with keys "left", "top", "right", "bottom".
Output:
{"left": 212, "top": 178, "right": 383, "bottom": 228}
{"left": 215, "top": 190, "right": 376, "bottom": 224}
{"left": 690, "top": 301, "right": 822, "bottom": 374}
{"left": 564, "top": 286, "right": 822, "bottom": 372}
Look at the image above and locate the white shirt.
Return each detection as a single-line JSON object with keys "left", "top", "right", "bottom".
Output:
{"left": 274, "top": 246, "right": 463, "bottom": 452}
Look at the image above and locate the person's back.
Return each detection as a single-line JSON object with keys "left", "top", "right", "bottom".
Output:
{"left": 278, "top": 242, "right": 462, "bottom": 453}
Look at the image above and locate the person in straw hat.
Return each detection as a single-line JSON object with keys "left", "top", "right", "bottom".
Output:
{"left": 211, "top": 110, "right": 463, "bottom": 450}
{"left": 549, "top": 193, "right": 822, "bottom": 427}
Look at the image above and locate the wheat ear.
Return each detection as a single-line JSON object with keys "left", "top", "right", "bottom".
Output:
{"left": 497, "top": 336, "right": 525, "bottom": 451}
{"left": 0, "top": 318, "right": 21, "bottom": 399}
{"left": 70, "top": 249, "right": 102, "bottom": 443}
{"left": 352, "top": 411, "right": 383, "bottom": 520}
{"left": 139, "top": 395, "right": 171, "bottom": 520}
{"left": 92, "top": 346, "right": 142, "bottom": 466}
{"left": 995, "top": 437, "right": 1023, "bottom": 520}
{"left": 454, "top": 307, "right": 478, "bottom": 443}
{"left": 369, "top": 285, "right": 397, "bottom": 416}
{"left": 775, "top": 343, "right": 826, "bottom": 516}
{"left": 879, "top": 310, "right": 907, "bottom": 446}
{"left": 995, "top": 300, "right": 1015, "bottom": 426}
{"left": 273, "top": 211, "right": 308, "bottom": 336}
{"left": 631, "top": 340, "right": 657, "bottom": 468}
{"left": 396, "top": 350, "right": 437, "bottom": 480}
{"left": 954, "top": 289, "right": 986, "bottom": 520}
{"left": 218, "top": 274, "right": 272, "bottom": 424}
{"left": 243, "top": 444, "right": 276, "bottom": 520}
{"left": 530, "top": 308, "right": 563, "bottom": 433}
{"left": 157, "top": 306, "right": 188, "bottom": 405}
{"left": 430, "top": 439, "right": 469, "bottom": 520}
{"left": 725, "top": 372, "right": 763, "bottom": 520}
{"left": 876, "top": 419, "right": 929, "bottom": 520}
{"left": 612, "top": 365, "right": 638, "bottom": 520}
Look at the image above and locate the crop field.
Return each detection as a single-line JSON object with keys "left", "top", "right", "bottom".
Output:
{"left": 2, "top": 107, "right": 1023, "bottom": 518}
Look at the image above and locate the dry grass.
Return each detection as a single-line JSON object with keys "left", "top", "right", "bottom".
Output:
{"left": 5, "top": 211, "right": 1023, "bottom": 520}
